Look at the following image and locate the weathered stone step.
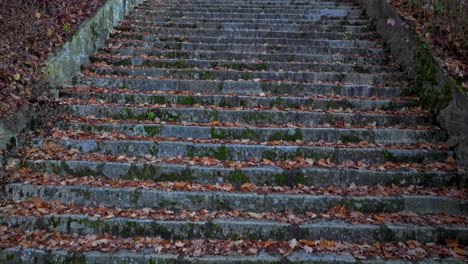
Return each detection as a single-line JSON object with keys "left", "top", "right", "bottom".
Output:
{"left": 26, "top": 159, "right": 464, "bottom": 187}
{"left": 112, "top": 26, "right": 378, "bottom": 41}
{"left": 84, "top": 66, "right": 401, "bottom": 86}
{"left": 141, "top": 2, "right": 358, "bottom": 9}
{"left": 1, "top": 247, "right": 464, "bottom": 264}
{"left": 90, "top": 56, "right": 398, "bottom": 74}
{"left": 32, "top": 138, "right": 450, "bottom": 164}
{"left": 105, "top": 38, "right": 382, "bottom": 54}
{"left": 60, "top": 122, "right": 443, "bottom": 144}
{"left": 120, "top": 20, "right": 372, "bottom": 33}
{"left": 3, "top": 214, "right": 466, "bottom": 243}
{"left": 60, "top": 104, "right": 431, "bottom": 127}
{"left": 101, "top": 47, "right": 386, "bottom": 65}
{"left": 76, "top": 76, "right": 405, "bottom": 98}
{"left": 133, "top": 7, "right": 364, "bottom": 16}
{"left": 125, "top": 19, "right": 371, "bottom": 32}
{"left": 144, "top": 16, "right": 371, "bottom": 26}
{"left": 4, "top": 183, "right": 466, "bottom": 215}
{"left": 60, "top": 89, "right": 416, "bottom": 110}
{"left": 131, "top": 10, "right": 366, "bottom": 19}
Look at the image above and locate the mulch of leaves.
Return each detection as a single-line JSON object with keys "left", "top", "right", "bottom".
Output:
{"left": 7, "top": 171, "right": 468, "bottom": 198}
{"left": 388, "top": 0, "right": 467, "bottom": 89}
{"left": 2, "top": 198, "right": 467, "bottom": 226}
{"left": 0, "top": 0, "right": 104, "bottom": 117}
{"left": 0, "top": 226, "right": 465, "bottom": 259}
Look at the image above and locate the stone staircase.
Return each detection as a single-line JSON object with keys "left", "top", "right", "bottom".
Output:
{"left": 1, "top": 0, "right": 467, "bottom": 262}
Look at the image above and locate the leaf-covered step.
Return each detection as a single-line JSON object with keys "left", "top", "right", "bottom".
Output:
{"left": 100, "top": 47, "right": 386, "bottom": 67}
{"left": 141, "top": 2, "right": 358, "bottom": 9}
{"left": 4, "top": 182, "right": 467, "bottom": 215}
{"left": 60, "top": 88, "right": 416, "bottom": 110}
{"left": 104, "top": 39, "right": 383, "bottom": 56}
{"left": 25, "top": 159, "right": 464, "bottom": 187}
{"left": 3, "top": 213, "right": 466, "bottom": 243}
{"left": 60, "top": 120, "right": 443, "bottom": 144}
{"left": 60, "top": 104, "right": 431, "bottom": 127}
{"left": 111, "top": 28, "right": 378, "bottom": 42}
{"left": 134, "top": 6, "right": 363, "bottom": 14}
{"left": 1, "top": 234, "right": 465, "bottom": 263}
{"left": 130, "top": 10, "right": 366, "bottom": 20}
{"left": 90, "top": 56, "right": 397, "bottom": 74}
{"left": 76, "top": 76, "right": 404, "bottom": 98}
{"left": 122, "top": 19, "right": 372, "bottom": 33}
{"left": 34, "top": 138, "right": 450, "bottom": 164}
{"left": 84, "top": 65, "right": 401, "bottom": 85}
{"left": 146, "top": 16, "right": 371, "bottom": 27}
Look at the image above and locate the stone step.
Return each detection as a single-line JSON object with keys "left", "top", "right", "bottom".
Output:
{"left": 4, "top": 183, "right": 467, "bottom": 215}
{"left": 121, "top": 20, "right": 372, "bottom": 33}
{"left": 76, "top": 76, "right": 405, "bottom": 98}
{"left": 60, "top": 104, "right": 431, "bottom": 127}
{"left": 111, "top": 27, "right": 378, "bottom": 41}
{"left": 132, "top": 7, "right": 364, "bottom": 16}
{"left": 60, "top": 122, "right": 444, "bottom": 144}
{"left": 104, "top": 38, "right": 382, "bottom": 55}
{"left": 84, "top": 66, "right": 401, "bottom": 86}
{"left": 141, "top": 2, "right": 358, "bottom": 9}
{"left": 120, "top": 20, "right": 371, "bottom": 33}
{"left": 100, "top": 47, "right": 386, "bottom": 65}
{"left": 130, "top": 10, "right": 366, "bottom": 20}
{"left": 3, "top": 214, "right": 466, "bottom": 243}
{"left": 33, "top": 138, "right": 450, "bottom": 164}
{"left": 60, "top": 89, "right": 416, "bottom": 110}
{"left": 140, "top": 16, "right": 371, "bottom": 26}
{"left": 25, "top": 159, "right": 464, "bottom": 187}
{"left": 1, "top": 246, "right": 464, "bottom": 263}
{"left": 90, "top": 56, "right": 398, "bottom": 74}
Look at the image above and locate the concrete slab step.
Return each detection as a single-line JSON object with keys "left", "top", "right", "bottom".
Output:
{"left": 3, "top": 214, "right": 466, "bottom": 243}
{"left": 60, "top": 89, "right": 416, "bottom": 110}
{"left": 84, "top": 66, "right": 401, "bottom": 86}
{"left": 33, "top": 138, "right": 450, "bottom": 164}
{"left": 25, "top": 159, "right": 464, "bottom": 187}
{"left": 76, "top": 76, "right": 405, "bottom": 98}
{"left": 90, "top": 56, "right": 398, "bottom": 74}
{"left": 59, "top": 121, "right": 444, "bottom": 144}
{"left": 4, "top": 183, "right": 466, "bottom": 215}
{"left": 59, "top": 104, "right": 431, "bottom": 127}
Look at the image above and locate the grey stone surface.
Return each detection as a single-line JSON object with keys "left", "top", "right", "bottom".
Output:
{"left": 354, "top": 0, "right": 468, "bottom": 167}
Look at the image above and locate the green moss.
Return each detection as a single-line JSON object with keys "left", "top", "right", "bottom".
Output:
{"left": 125, "top": 94, "right": 135, "bottom": 103}
{"left": 339, "top": 132, "right": 360, "bottom": 143}
{"left": 199, "top": 70, "right": 214, "bottom": 80}
{"left": 210, "top": 127, "right": 227, "bottom": 139}
{"left": 271, "top": 97, "right": 283, "bottom": 107}
{"left": 274, "top": 173, "right": 287, "bottom": 185}
{"left": 213, "top": 145, "right": 229, "bottom": 160}
{"left": 262, "top": 149, "right": 277, "bottom": 160}
{"left": 217, "top": 81, "right": 224, "bottom": 91}
{"left": 176, "top": 95, "right": 196, "bottom": 105}
{"left": 255, "top": 63, "right": 268, "bottom": 71}
{"left": 383, "top": 149, "right": 397, "bottom": 162}
{"left": 118, "top": 58, "right": 132, "bottom": 66}
{"left": 161, "top": 111, "right": 181, "bottom": 122}
{"left": 227, "top": 170, "right": 249, "bottom": 184}
{"left": 203, "top": 222, "right": 223, "bottom": 238}
{"left": 143, "top": 126, "right": 161, "bottom": 136}
{"left": 241, "top": 128, "right": 255, "bottom": 140}
{"left": 268, "top": 128, "right": 302, "bottom": 141}
{"left": 147, "top": 96, "right": 166, "bottom": 104}
{"left": 271, "top": 228, "right": 287, "bottom": 240}
{"left": 353, "top": 65, "right": 370, "bottom": 73}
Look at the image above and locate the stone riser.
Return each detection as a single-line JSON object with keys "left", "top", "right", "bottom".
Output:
{"left": 3, "top": 215, "right": 466, "bottom": 243}
{"left": 25, "top": 160, "right": 464, "bottom": 188}
{"left": 4, "top": 183, "right": 467, "bottom": 215}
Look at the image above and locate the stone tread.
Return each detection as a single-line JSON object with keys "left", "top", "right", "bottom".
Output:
{"left": 4, "top": 0, "right": 467, "bottom": 261}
